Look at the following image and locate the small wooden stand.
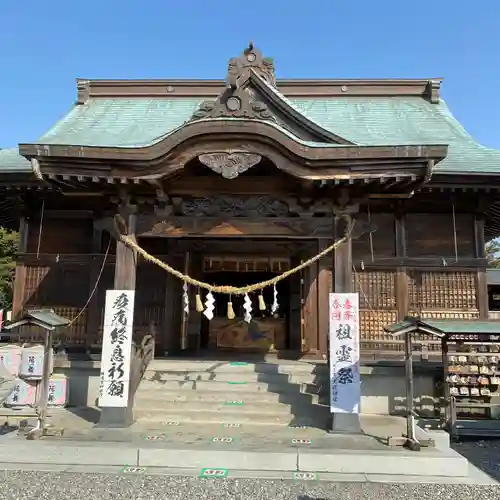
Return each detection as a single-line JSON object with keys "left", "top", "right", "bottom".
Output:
{"left": 3, "top": 309, "right": 70, "bottom": 440}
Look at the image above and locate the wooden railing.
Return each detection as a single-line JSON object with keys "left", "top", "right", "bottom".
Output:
{"left": 129, "top": 324, "right": 156, "bottom": 397}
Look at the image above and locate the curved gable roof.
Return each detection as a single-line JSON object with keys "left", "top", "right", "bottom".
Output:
{"left": 11, "top": 94, "right": 496, "bottom": 175}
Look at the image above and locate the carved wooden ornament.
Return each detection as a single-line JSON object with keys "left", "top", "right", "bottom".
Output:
{"left": 198, "top": 153, "right": 262, "bottom": 179}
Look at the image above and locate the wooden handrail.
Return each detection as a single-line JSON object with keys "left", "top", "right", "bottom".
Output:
{"left": 129, "top": 325, "right": 156, "bottom": 397}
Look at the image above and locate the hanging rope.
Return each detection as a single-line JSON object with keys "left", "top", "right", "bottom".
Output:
{"left": 116, "top": 217, "right": 355, "bottom": 295}
{"left": 367, "top": 202, "right": 374, "bottom": 262}
{"left": 452, "top": 202, "right": 458, "bottom": 262}
{"left": 36, "top": 200, "right": 45, "bottom": 259}
{"left": 68, "top": 238, "right": 112, "bottom": 326}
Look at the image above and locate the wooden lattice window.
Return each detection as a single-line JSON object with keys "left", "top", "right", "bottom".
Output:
{"left": 359, "top": 310, "right": 398, "bottom": 342}
{"left": 353, "top": 270, "right": 397, "bottom": 344}
{"left": 353, "top": 270, "right": 396, "bottom": 310}
{"left": 408, "top": 270, "right": 477, "bottom": 311}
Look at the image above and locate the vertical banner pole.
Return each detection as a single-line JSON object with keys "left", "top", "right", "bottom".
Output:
{"left": 96, "top": 289, "right": 135, "bottom": 427}
{"left": 329, "top": 292, "right": 361, "bottom": 429}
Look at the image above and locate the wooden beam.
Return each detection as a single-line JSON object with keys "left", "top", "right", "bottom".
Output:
{"left": 12, "top": 216, "right": 29, "bottom": 318}
{"left": 136, "top": 215, "right": 333, "bottom": 238}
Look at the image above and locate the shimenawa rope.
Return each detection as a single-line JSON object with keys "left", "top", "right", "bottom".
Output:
{"left": 116, "top": 218, "right": 355, "bottom": 295}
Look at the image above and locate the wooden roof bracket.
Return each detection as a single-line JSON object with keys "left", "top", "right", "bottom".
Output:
{"left": 412, "top": 159, "right": 435, "bottom": 193}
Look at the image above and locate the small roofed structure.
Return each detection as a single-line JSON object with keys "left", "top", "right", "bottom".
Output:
{"left": 385, "top": 317, "right": 500, "bottom": 440}
{"left": 385, "top": 318, "right": 500, "bottom": 338}
{"left": 3, "top": 309, "right": 71, "bottom": 332}
{"left": 384, "top": 316, "right": 446, "bottom": 451}
{"left": 3, "top": 309, "right": 70, "bottom": 440}
{"left": 383, "top": 316, "right": 446, "bottom": 339}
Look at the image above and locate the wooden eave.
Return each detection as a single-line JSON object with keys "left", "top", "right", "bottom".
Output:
{"left": 429, "top": 172, "right": 500, "bottom": 190}
{"left": 19, "top": 120, "right": 448, "bottom": 167}
{"left": 77, "top": 77, "right": 442, "bottom": 102}
{"left": 0, "top": 172, "right": 54, "bottom": 192}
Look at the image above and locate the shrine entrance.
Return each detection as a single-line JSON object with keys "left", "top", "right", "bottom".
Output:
{"left": 200, "top": 256, "right": 291, "bottom": 353}
{"left": 159, "top": 237, "right": 308, "bottom": 358}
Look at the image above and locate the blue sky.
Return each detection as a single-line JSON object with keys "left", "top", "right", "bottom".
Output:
{"left": 0, "top": 1, "right": 499, "bottom": 149}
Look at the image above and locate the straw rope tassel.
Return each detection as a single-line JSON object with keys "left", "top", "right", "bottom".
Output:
{"left": 227, "top": 296, "right": 235, "bottom": 320}
{"left": 258, "top": 293, "right": 266, "bottom": 311}
{"left": 195, "top": 291, "right": 204, "bottom": 312}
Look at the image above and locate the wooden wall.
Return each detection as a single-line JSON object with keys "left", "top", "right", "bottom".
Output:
{"left": 13, "top": 207, "right": 486, "bottom": 359}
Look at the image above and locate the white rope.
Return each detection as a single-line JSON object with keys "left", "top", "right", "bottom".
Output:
{"left": 368, "top": 203, "right": 374, "bottom": 262}
{"left": 452, "top": 203, "right": 458, "bottom": 262}
{"left": 68, "top": 238, "right": 111, "bottom": 326}
{"left": 36, "top": 200, "right": 45, "bottom": 259}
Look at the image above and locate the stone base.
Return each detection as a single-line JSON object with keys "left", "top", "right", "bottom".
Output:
{"left": 329, "top": 413, "right": 362, "bottom": 434}
{"left": 95, "top": 406, "right": 134, "bottom": 428}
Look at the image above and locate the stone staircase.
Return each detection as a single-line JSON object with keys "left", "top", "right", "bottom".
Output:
{"left": 134, "top": 359, "right": 331, "bottom": 428}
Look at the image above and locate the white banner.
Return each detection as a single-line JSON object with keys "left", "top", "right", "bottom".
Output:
{"left": 99, "top": 290, "right": 135, "bottom": 408}
{"left": 329, "top": 293, "right": 360, "bottom": 414}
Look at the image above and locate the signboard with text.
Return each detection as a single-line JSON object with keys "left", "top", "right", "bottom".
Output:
{"left": 99, "top": 290, "right": 135, "bottom": 408}
{"left": 329, "top": 293, "right": 360, "bottom": 414}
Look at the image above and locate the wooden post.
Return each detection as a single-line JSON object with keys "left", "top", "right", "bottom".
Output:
{"left": 12, "top": 215, "right": 29, "bottom": 319}
{"left": 395, "top": 208, "right": 409, "bottom": 321}
{"left": 85, "top": 222, "right": 105, "bottom": 345}
{"left": 331, "top": 211, "right": 361, "bottom": 433}
{"left": 97, "top": 205, "right": 137, "bottom": 428}
{"left": 474, "top": 214, "right": 488, "bottom": 319}
{"left": 288, "top": 254, "right": 302, "bottom": 351}
{"left": 317, "top": 239, "right": 332, "bottom": 357}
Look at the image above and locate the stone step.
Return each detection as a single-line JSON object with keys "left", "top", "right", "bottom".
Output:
{"left": 146, "top": 359, "right": 328, "bottom": 376}
{"left": 143, "top": 370, "right": 327, "bottom": 385}
{"left": 135, "top": 388, "right": 329, "bottom": 406}
{"left": 138, "top": 379, "right": 328, "bottom": 396}
{"left": 136, "top": 399, "right": 327, "bottom": 415}
{"left": 134, "top": 404, "right": 330, "bottom": 427}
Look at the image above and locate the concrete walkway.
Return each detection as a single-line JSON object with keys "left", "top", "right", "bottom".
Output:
{"left": 0, "top": 431, "right": 496, "bottom": 485}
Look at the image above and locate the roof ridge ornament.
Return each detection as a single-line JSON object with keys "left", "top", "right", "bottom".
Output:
{"left": 227, "top": 42, "right": 276, "bottom": 89}
{"left": 187, "top": 44, "right": 277, "bottom": 123}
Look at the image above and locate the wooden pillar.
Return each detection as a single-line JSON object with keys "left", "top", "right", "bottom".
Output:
{"left": 12, "top": 215, "right": 29, "bottom": 319}
{"left": 113, "top": 212, "right": 137, "bottom": 291}
{"left": 331, "top": 211, "right": 361, "bottom": 433}
{"left": 318, "top": 239, "right": 332, "bottom": 357}
{"left": 97, "top": 206, "right": 137, "bottom": 428}
{"left": 302, "top": 251, "right": 319, "bottom": 353}
{"left": 288, "top": 255, "right": 302, "bottom": 351}
{"left": 474, "top": 214, "right": 488, "bottom": 319}
{"left": 395, "top": 206, "right": 409, "bottom": 320}
{"left": 85, "top": 223, "right": 104, "bottom": 345}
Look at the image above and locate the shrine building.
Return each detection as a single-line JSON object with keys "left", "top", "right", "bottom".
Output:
{"left": 1, "top": 44, "right": 500, "bottom": 422}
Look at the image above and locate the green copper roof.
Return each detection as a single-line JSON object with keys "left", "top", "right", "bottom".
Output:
{"left": 424, "top": 320, "right": 500, "bottom": 335}
{"left": 2, "top": 95, "right": 500, "bottom": 175}
{"left": 386, "top": 318, "right": 500, "bottom": 335}
{"left": 0, "top": 148, "right": 31, "bottom": 173}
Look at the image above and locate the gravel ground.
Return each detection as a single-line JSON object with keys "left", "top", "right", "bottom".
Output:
{"left": 452, "top": 439, "right": 500, "bottom": 482}
{"left": 0, "top": 471, "right": 499, "bottom": 500}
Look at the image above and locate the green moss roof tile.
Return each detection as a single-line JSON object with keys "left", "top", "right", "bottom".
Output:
{"left": 2, "top": 94, "right": 500, "bottom": 175}
{"left": 0, "top": 148, "right": 31, "bottom": 173}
